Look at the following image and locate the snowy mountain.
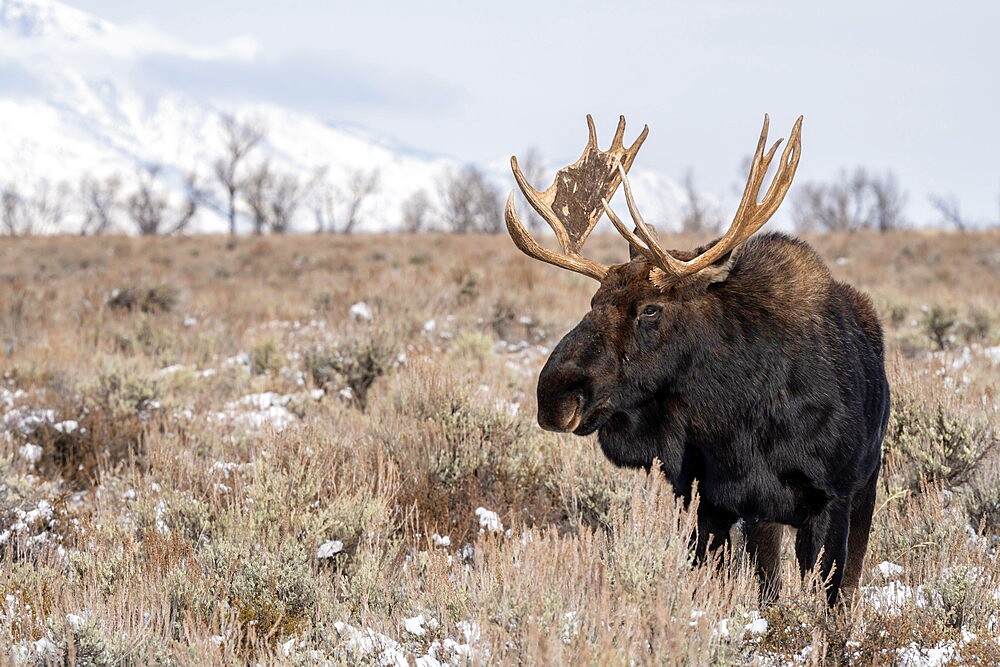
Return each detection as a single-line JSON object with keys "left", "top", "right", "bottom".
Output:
{"left": 0, "top": 0, "right": 686, "bottom": 234}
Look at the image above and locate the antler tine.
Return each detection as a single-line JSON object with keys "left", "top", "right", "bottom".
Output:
{"left": 729, "top": 114, "right": 782, "bottom": 237}
{"left": 505, "top": 194, "right": 608, "bottom": 280}
{"left": 626, "top": 125, "right": 647, "bottom": 155}
{"left": 510, "top": 155, "right": 574, "bottom": 252}
{"left": 505, "top": 114, "right": 649, "bottom": 282}
{"left": 586, "top": 114, "right": 599, "bottom": 149}
{"left": 618, "top": 163, "right": 686, "bottom": 274}
{"left": 611, "top": 115, "right": 627, "bottom": 150}
{"left": 602, "top": 197, "right": 647, "bottom": 254}
{"left": 606, "top": 115, "right": 803, "bottom": 283}
{"left": 675, "top": 114, "right": 802, "bottom": 275}
{"left": 602, "top": 163, "right": 685, "bottom": 277}
{"left": 751, "top": 115, "right": 803, "bottom": 225}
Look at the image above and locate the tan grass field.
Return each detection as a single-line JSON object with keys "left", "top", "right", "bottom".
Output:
{"left": 0, "top": 230, "right": 998, "bottom": 665}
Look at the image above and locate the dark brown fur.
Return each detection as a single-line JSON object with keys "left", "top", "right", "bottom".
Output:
{"left": 535, "top": 231, "right": 890, "bottom": 605}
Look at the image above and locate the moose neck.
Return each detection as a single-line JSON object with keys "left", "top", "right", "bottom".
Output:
{"left": 596, "top": 278, "right": 786, "bottom": 476}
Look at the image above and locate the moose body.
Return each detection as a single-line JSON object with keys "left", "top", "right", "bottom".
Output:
{"left": 539, "top": 233, "right": 889, "bottom": 603}
{"left": 504, "top": 114, "right": 890, "bottom": 604}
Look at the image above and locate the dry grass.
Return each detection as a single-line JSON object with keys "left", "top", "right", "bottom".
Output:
{"left": 0, "top": 229, "right": 998, "bottom": 665}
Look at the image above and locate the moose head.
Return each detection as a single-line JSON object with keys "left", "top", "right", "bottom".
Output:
{"left": 505, "top": 115, "right": 802, "bottom": 436}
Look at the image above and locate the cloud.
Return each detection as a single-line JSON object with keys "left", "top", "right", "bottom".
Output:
{"left": 0, "top": 11, "right": 458, "bottom": 120}
{"left": 135, "top": 50, "right": 461, "bottom": 116}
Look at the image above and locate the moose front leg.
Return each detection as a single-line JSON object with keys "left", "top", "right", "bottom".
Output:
{"left": 693, "top": 506, "right": 735, "bottom": 564}
{"left": 744, "top": 520, "right": 784, "bottom": 604}
{"left": 794, "top": 501, "right": 852, "bottom": 606}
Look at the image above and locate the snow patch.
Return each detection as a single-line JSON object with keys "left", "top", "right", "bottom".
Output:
{"left": 211, "top": 391, "right": 297, "bottom": 432}
{"left": 745, "top": 617, "right": 768, "bottom": 635}
{"left": 317, "top": 540, "right": 344, "bottom": 559}
{"left": 18, "top": 442, "right": 42, "bottom": 464}
{"left": 350, "top": 301, "right": 373, "bottom": 322}
{"left": 875, "top": 561, "right": 904, "bottom": 578}
{"left": 862, "top": 581, "right": 927, "bottom": 614}
{"left": 475, "top": 507, "right": 504, "bottom": 533}
{"left": 403, "top": 614, "right": 427, "bottom": 636}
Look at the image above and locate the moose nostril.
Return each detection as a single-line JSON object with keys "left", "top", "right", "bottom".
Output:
{"left": 538, "top": 393, "right": 584, "bottom": 433}
{"left": 562, "top": 398, "right": 583, "bottom": 432}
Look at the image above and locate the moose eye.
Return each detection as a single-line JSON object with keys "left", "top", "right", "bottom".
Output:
{"left": 641, "top": 305, "right": 660, "bottom": 318}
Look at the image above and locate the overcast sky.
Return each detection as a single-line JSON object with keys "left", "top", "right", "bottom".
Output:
{"left": 71, "top": 0, "right": 1000, "bottom": 226}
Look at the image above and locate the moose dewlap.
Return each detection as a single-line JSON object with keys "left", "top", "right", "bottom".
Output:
{"left": 505, "top": 114, "right": 890, "bottom": 606}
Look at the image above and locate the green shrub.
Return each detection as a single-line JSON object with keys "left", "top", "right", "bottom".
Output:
{"left": 448, "top": 329, "right": 493, "bottom": 365}
{"left": 305, "top": 334, "right": 395, "bottom": 410}
{"left": 69, "top": 544, "right": 139, "bottom": 598}
{"left": 926, "top": 565, "right": 1000, "bottom": 630}
{"left": 44, "top": 613, "right": 174, "bottom": 665}
{"left": 47, "top": 617, "right": 131, "bottom": 666}
{"left": 963, "top": 480, "right": 1000, "bottom": 537}
{"left": 106, "top": 284, "right": 178, "bottom": 314}
{"left": 113, "top": 316, "right": 177, "bottom": 360}
{"left": 0, "top": 560, "right": 60, "bottom": 637}
{"left": 453, "top": 268, "right": 481, "bottom": 304}
{"left": 249, "top": 338, "right": 285, "bottom": 376}
{"left": 882, "top": 299, "right": 909, "bottom": 327}
{"left": 155, "top": 492, "right": 212, "bottom": 544}
{"left": 83, "top": 358, "right": 160, "bottom": 418}
{"left": 200, "top": 540, "right": 318, "bottom": 644}
{"left": 921, "top": 304, "right": 957, "bottom": 350}
{"left": 883, "top": 387, "right": 996, "bottom": 493}
{"left": 960, "top": 306, "right": 994, "bottom": 344}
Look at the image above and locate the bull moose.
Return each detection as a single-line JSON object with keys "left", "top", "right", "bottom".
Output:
{"left": 504, "top": 115, "right": 890, "bottom": 605}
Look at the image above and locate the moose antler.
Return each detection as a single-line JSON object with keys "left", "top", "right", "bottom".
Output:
{"left": 505, "top": 115, "right": 649, "bottom": 281}
{"left": 603, "top": 114, "right": 803, "bottom": 283}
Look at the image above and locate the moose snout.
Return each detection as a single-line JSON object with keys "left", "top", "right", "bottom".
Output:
{"left": 537, "top": 392, "right": 584, "bottom": 432}
{"left": 537, "top": 358, "right": 592, "bottom": 433}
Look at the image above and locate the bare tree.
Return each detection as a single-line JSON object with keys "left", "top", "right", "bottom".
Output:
{"left": 792, "top": 183, "right": 845, "bottom": 232}
{"left": 268, "top": 172, "right": 308, "bottom": 234}
{"left": 243, "top": 161, "right": 311, "bottom": 234}
{"left": 438, "top": 165, "right": 503, "bottom": 233}
{"left": 212, "top": 114, "right": 265, "bottom": 235}
{"left": 400, "top": 189, "right": 433, "bottom": 233}
{"left": 869, "top": 171, "right": 906, "bottom": 232}
{"left": 341, "top": 168, "right": 380, "bottom": 233}
{"left": 800, "top": 169, "right": 871, "bottom": 232}
{"left": 79, "top": 175, "right": 121, "bottom": 235}
{"left": 0, "top": 180, "right": 70, "bottom": 235}
{"left": 304, "top": 168, "right": 377, "bottom": 234}
{"left": 1, "top": 184, "right": 27, "bottom": 236}
{"left": 310, "top": 178, "right": 337, "bottom": 234}
{"left": 679, "top": 169, "right": 722, "bottom": 234}
{"left": 125, "top": 164, "right": 203, "bottom": 235}
{"left": 243, "top": 163, "right": 271, "bottom": 235}
{"left": 31, "top": 180, "right": 70, "bottom": 234}
{"left": 929, "top": 194, "right": 969, "bottom": 231}
{"left": 792, "top": 168, "right": 906, "bottom": 233}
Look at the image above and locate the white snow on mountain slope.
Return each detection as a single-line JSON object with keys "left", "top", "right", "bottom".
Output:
{"left": 0, "top": 0, "right": 686, "bottom": 233}
{"left": 1, "top": 0, "right": 109, "bottom": 40}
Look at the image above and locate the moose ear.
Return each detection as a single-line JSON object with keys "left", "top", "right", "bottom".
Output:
{"left": 628, "top": 225, "right": 657, "bottom": 261}
{"left": 700, "top": 249, "right": 738, "bottom": 284}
